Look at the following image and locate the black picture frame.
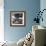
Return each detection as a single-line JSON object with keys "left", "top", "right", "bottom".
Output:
{"left": 10, "top": 11, "right": 26, "bottom": 27}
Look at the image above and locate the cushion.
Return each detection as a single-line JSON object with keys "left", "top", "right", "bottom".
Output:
{"left": 17, "top": 37, "right": 25, "bottom": 46}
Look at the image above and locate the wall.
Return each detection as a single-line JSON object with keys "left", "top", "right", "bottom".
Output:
{"left": 4, "top": 0, "right": 40, "bottom": 42}
{"left": 40, "top": 0, "right": 46, "bottom": 27}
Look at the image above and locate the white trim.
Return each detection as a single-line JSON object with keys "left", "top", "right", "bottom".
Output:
{"left": 0, "top": 0, "right": 4, "bottom": 43}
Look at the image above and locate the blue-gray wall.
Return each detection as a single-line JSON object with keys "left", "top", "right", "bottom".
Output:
{"left": 40, "top": 0, "right": 46, "bottom": 27}
{"left": 4, "top": 0, "right": 40, "bottom": 42}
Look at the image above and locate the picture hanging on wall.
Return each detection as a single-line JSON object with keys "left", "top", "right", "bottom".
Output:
{"left": 10, "top": 11, "right": 26, "bottom": 27}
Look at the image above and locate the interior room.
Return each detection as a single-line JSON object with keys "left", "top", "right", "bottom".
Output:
{"left": 0, "top": 0, "right": 46, "bottom": 46}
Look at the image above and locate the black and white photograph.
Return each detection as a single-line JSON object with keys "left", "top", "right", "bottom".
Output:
{"left": 10, "top": 11, "right": 26, "bottom": 26}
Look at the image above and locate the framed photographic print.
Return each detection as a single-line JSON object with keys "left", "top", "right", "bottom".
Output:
{"left": 10, "top": 11, "right": 26, "bottom": 27}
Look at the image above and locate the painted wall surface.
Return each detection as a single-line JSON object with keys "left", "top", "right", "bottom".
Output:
{"left": 4, "top": 0, "right": 40, "bottom": 42}
{"left": 40, "top": 0, "right": 46, "bottom": 27}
